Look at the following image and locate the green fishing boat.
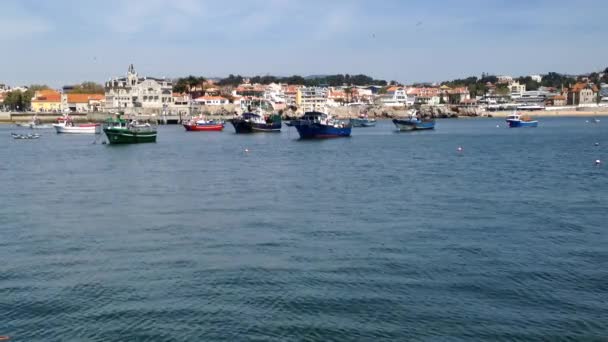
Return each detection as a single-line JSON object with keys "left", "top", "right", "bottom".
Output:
{"left": 103, "top": 115, "right": 157, "bottom": 144}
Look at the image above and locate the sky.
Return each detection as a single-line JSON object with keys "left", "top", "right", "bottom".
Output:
{"left": 1, "top": 0, "right": 607, "bottom": 87}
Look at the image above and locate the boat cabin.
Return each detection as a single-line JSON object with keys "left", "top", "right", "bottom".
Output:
{"left": 302, "top": 111, "right": 329, "bottom": 123}
{"left": 506, "top": 113, "right": 534, "bottom": 122}
{"left": 241, "top": 112, "right": 266, "bottom": 124}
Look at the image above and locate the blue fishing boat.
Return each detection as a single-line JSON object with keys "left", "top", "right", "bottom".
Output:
{"left": 392, "top": 111, "right": 435, "bottom": 131}
{"left": 350, "top": 114, "right": 376, "bottom": 127}
{"left": 506, "top": 112, "right": 538, "bottom": 128}
{"left": 287, "top": 111, "right": 351, "bottom": 139}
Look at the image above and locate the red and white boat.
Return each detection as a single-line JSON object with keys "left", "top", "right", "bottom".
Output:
{"left": 183, "top": 116, "right": 224, "bottom": 131}
{"left": 52, "top": 114, "right": 101, "bottom": 134}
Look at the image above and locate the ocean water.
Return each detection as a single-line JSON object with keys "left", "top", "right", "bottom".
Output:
{"left": 1, "top": 118, "right": 606, "bottom": 341}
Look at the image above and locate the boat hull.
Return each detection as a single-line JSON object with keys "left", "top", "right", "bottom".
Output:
{"left": 53, "top": 123, "right": 101, "bottom": 134}
{"left": 392, "top": 119, "right": 435, "bottom": 131}
{"left": 103, "top": 128, "right": 157, "bottom": 144}
{"left": 183, "top": 123, "right": 224, "bottom": 131}
{"left": 506, "top": 119, "right": 538, "bottom": 128}
{"left": 292, "top": 123, "right": 351, "bottom": 139}
{"left": 350, "top": 118, "right": 376, "bottom": 127}
{"left": 229, "top": 119, "right": 281, "bottom": 133}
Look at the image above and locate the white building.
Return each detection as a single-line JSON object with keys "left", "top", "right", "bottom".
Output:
{"left": 530, "top": 74, "right": 542, "bottom": 83}
{"left": 263, "top": 83, "right": 287, "bottom": 108}
{"left": 296, "top": 87, "right": 328, "bottom": 113}
{"left": 105, "top": 64, "right": 173, "bottom": 115}
{"left": 497, "top": 75, "right": 513, "bottom": 84}
{"left": 194, "top": 96, "right": 229, "bottom": 106}
{"left": 509, "top": 81, "right": 526, "bottom": 98}
{"left": 379, "top": 87, "right": 415, "bottom": 106}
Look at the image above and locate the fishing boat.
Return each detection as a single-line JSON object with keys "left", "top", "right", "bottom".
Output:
{"left": 350, "top": 114, "right": 376, "bottom": 127}
{"left": 52, "top": 114, "right": 101, "bottom": 134}
{"left": 392, "top": 110, "right": 435, "bottom": 131}
{"left": 103, "top": 115, "right": 157, "bottom": 144}
{"left": 505, "top": 112, "right": 538, "bottom": 128}
{"left": 229, "top": 112, "right": 281, "bottom": 133}
{"left": 11, "top": 132, "right": 40, "bottom": 140}
{"left": 287, "top": 111, "right": 351, "bottom": 139}
{"left": 183, "top": 115, "right": 224, "bottom": 131}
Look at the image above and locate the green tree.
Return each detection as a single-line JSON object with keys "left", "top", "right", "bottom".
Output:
{"left": 496, "top": 84, "right": 510, "bottom": 96}
{"left": 68, "top": 82, "right": 104, "bottom": 94}
{"left": 3, "top": 91, "right": 23, "bottom": 110}
{"left": 541, "top": 72, "right": 575, "bottom": 88}
{"left": 174, "top": 76, "right": 207, "bottom": 93}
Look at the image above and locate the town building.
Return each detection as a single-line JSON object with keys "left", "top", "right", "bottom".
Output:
{"left": 566, "top": 83, "right": 598, "bottom": 106}
{"left": 546, "top": 95, "right": 566, "bottom": 107}
{"left": 263, "top": 83, "right": 287, "bottom": 109}
{"left": 194, "top": 96, "right": 229, "bottom": 106}
{"left": 410, "top": 87, "right": 441, "bottom": 105}
{"left": 104, "top": 64, "right": 173, "bottom": 115}
{"left": 296, "top": 87, "right": 328, "bottom": 112}
{"left": 530, "top": 74, "right": 543, "bottom": 83}
{"left": 327, "top": 88, "right": 346, "bottom": 107}
{"left": 443, "top": 86, "right": 471, "bottom": 104}
{"left": 62, "top": 93, "right": 105, "bottom": 112}
{"left": 282, "top": 85, "right": 299, "bottom": 106}
{"left": 509, "top": 81, "right": 526, "bottom": 98}
{"left": 497, "top": 75, "right": 513, "bottom": 84}
{"left": 379, "top": 86, "right": 413, "bottom": 106}
{"left": 234, "top": 84, "right": 265, "bottom": 98}
{"left": 31, "top": 89, "right": 62, "bottom": 112}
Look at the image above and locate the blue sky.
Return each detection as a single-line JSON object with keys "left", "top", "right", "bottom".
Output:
{"left": 1, "top": 0, "right": 607, "bottom": 87}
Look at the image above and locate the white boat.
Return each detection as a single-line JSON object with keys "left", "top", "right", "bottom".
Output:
{"left": 17, "top": 115, "right": 52, "bottom": 129}
{"left": 11, "top": 132, "right": 40, "bottom": 140}
{"left": 52, "top": 115, "right": 101, "bottom": 134}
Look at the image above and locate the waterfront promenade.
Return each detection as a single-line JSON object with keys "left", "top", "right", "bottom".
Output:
{"left": 3, "top": 105, "right": 608, "bottom": 125}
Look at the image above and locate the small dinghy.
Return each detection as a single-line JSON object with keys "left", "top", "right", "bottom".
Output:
{"left": 11, "top": 133, "right": 41, "bottom": 140}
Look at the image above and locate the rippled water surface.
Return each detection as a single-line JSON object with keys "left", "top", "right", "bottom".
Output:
{"left": 1, "top": 118, "right": 607, "bottom": 341}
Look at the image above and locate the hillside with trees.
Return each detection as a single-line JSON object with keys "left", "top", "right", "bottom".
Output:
{"left": 212, "top": 74, "right": 386, "bottom": 87}
{"left": 67, "top": 82, "right": 104, "bottom": 94}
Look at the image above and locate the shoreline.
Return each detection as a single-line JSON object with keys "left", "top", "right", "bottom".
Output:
{"left": 2, "top": 108, "right": 608, "bottom": 125}
{"left": 487, "top": 110, "right": 608, "bottom": 118}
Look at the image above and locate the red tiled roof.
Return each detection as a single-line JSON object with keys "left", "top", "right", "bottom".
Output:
{"left": 67, "top": 93, "right": 104, "bottom": 103}
{"left": 32, "top": 90, "right": 61, "bottom": 103}
{"left": 570, "top": 82, "right": 598, "bottom": 93}
{"left": 408, "top": 87, "right": 440, "bottom": 96}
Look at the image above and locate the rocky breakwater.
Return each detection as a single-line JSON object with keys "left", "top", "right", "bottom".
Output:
{"left": 281, "top": 104, "right": 490, "bottom": 120}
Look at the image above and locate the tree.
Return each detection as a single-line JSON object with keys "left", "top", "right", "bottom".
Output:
{"left": 174, "top": 76, "right": 206, "bottom": 93}
{"left": 541, "top": 72, "right": 575, "bottom": 88}
{"left": 496, "top": 84, "right": 510, "bottom": 96}
{"left": 3, "top": 91, "right": 23, "bottom": 110}
{"left": 68, "top": 82, "right": 104, "bottom": 94}
{"left": 217, "top": 74, "right": 244, "bottom": 86}
{"left": 516, "top": 76, "right": 540, "bottom": 91}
